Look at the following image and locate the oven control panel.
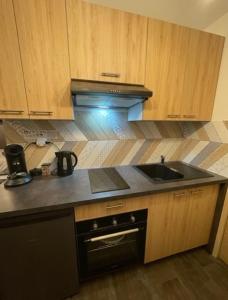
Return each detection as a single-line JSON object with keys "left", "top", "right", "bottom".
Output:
{"left": 76, "top": 209, "right": 147, "bottom": 235}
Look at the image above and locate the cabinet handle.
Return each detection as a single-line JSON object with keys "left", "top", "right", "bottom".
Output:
{"left": 0, "top": 109, "right": 24, "bottom": 114}
{"left": 29, "top": 111, "right": 53, "bottom": 115}
{"left": 106, "top": 202, "right": 124, "bottom": 209}
{"left": 174, "top": 192, "right": 185, "bottom": 198}
{"left": 190, "top": 189, "right": 202, "bottom": 195}
{"left": 183, "top": 115, "right": 196, "bottom": 119}
{"left": 100, "top": 72, "right": 120, "bottom": 78}
{"left": 167, "top": 114, "right": 181, "bottom": 118}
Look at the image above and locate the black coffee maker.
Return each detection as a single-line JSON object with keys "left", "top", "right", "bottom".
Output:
{"left": 4, "top": 144, "right": 32, "bottom": 187}
{"left": 55, "top": 151, "right": 78, "bottom": 177}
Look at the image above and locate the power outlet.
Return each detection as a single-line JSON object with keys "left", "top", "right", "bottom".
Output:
{"left": 36, "top": 137, "right": 47, "bottom": 147}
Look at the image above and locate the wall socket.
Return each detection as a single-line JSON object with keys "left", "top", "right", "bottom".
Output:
{"left": 36, "top": 137, "right": 48, "bottom": 147}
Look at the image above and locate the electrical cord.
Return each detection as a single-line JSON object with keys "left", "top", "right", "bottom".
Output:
{"left": 23, "top": 141, "right": 61, "bottom": 152}
{"left": 45, "top": 141, "right": 61, "bottom": 151}
{"left": 23, "top": 142, "right": 36, "bottom": 152}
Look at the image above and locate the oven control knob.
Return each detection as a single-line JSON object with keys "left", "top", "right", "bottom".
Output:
{"left": 130, "top": 215, "right": 136, "bottom": 223}
{"left": 92, "top": 221, "right": 98, "bottom": 230}
{"left": 112, "top": 218, "right": 118, "bottom": 226}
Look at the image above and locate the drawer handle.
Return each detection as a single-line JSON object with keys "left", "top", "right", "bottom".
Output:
{"left": 106, "top": 202, "right": 124, "bottom": 209}
{"left": 85, "top": 228, "right": 139, "bottom": 242}
{"left": 183, "top": 115, "right": 196, "bottom": 118}
{"left": 0, "top": 110, "right": 24, "bottom": 114}
{"left": 190, "top": 189, "right": 202, "bottom": 195}
{"left": 30, "top": 111, "right": 53, "bottom": 115}
{"left": 167, "top": 114, "right": 181, "bottom": 118}
{"left": 101, "top": 72, "right": 120, "bottom": 78}
{"left": 174, "top": 192, "right": 185, "bottom": 197}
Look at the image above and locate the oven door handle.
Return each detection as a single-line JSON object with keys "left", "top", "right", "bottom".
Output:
{"left": 85, "top": 228, "right": 140, "bottom": 243}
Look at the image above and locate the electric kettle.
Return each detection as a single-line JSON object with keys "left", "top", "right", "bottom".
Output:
{"left": 55, "top": 151, "right": 78, "bottom": 177}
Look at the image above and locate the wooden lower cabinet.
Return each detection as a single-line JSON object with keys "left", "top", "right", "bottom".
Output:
{"left": 75, "top": 184, "right": 219, "bottom": 264}
{"left": 145, "top": 185, "right": 219, "bottom": 263}
{"left": 219, "top": 217, "right": 228, "bottom": 264}
{"left": 75, "top": 197, "right": 148, "bottom": 221}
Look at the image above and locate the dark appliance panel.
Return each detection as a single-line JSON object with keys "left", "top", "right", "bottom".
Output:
{"left": 76, "top": 209, "right": 147, "bottom": 280}
{"left": 0, "top": 209, "right": 79, "bottom": 300}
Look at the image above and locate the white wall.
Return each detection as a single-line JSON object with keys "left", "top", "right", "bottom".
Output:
{"left": 205, "top": 12, "right": 228, "bottom": 121}
{"left": 87, "top": 0, "right": 228, "bottom": 29}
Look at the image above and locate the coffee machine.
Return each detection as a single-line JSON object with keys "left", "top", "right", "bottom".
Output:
{"left": 4, "top": 144, "right": 32, "bottom": 187}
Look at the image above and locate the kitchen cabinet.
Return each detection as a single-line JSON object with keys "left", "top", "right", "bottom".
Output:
{"left": 75, "top": 197, "right": 148, "bottom": 221}
{"left": 75, "top": 184, "right": 219, "bottom": 264}
{"left": 13, "top": 0, "right": 73, "bottom": 120}
{"left": 143, "top": 19, "right": 225, "bottom": 121}
{"left": 145, "top": 185, "right": 219, "bottom": 262}
{"left": 67, "top": 0, "right": 148, "bottom": 85}
{"left": 0, "top": 0, "right": 28, "bottom": 119}
{"left": 0, "top": 209, "right": 79, "bottom": 300}
{"left": 219, "top": 217, "right": 228, "bottom": 264}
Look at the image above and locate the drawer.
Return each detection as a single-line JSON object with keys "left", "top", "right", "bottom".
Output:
{"left": 75, "top": 196, "right": 149, "bottom": 222}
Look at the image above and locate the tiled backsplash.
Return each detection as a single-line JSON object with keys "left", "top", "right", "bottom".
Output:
{"left": 4, "top": 109, "right": 184, "bottom": 143}
{"left": 1, "top": 108, "right": 228, "bottom": 177}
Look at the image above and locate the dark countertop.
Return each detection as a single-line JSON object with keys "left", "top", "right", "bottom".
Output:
{"left": 0, "top": 161, "right": 227, "bottom": 219}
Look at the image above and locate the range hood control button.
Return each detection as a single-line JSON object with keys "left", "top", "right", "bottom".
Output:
{"left": 109, "top": 89, "right": 121, "bottom": 93}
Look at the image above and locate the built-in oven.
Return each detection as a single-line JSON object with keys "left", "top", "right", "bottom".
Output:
{"left": 76, "top": 209, "right": 147, "bottom": 280}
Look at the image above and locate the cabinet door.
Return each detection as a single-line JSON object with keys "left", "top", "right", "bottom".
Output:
{"left": 14, "top": 0, "right": 73, "bottom": 120}
{"left": 185, "top": 185, "right": 218, "bottom": 249}
{"left": 0, "top": 0, "right": 28, "bottom": 119}
{"left": 145, "top": 190, "right": 189, "bottom": 263}
{"left": 180, "top": 31, "right": 224, "bottom": 121}
{"left": 144, "top": 19, "right": 224, "bottom": 121}
{"left": 219, "top": 218, "right": 228, "bottom": 264}
{"left": 145, "top": 185, "right": 218, "bottom": 263}
{"left": 67, "top": 0, "right": 147, "bottom": 84}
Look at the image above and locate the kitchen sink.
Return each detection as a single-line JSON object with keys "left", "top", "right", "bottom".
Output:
{"left": 135, "top": 164, "right": 184, "bottom": 182}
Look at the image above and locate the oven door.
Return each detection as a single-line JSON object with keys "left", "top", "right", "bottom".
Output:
{"left": 78, "top": 224, "right": 145, "bottom": 279}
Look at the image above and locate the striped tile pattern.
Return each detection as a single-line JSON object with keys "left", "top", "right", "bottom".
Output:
{"left": 3, "top": 109, "right": 184, "bottom": 143}
{"left": 0, "top": 109, "right": 228, "bottom": 178}
{"left": 181, "top": 121, "right": 228, "bottom": 143}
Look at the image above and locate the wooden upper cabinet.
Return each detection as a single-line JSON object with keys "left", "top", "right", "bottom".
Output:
{"left": 143, "top": 19, "right": 225, "bottom": 121}
{"left": 66, "top": 0, "right": 148, "bottom": 84}
{"left": 13, "top": 0, "right": 73, "bottom": 120}
{"left": 0, "top": 0, "right": 28, "bottom": 119}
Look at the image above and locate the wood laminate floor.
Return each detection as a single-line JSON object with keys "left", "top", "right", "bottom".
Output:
{"left": 68, "top": 248, "right": 228, "bottom": 300}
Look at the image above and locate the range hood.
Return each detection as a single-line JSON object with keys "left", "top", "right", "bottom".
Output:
{"left": 71, "top": 79, "right": 153, "bottom": 109}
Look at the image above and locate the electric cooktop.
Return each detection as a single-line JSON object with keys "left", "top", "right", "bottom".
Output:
{"left": 88, "top": 168, "right": 130, "bottom": 194}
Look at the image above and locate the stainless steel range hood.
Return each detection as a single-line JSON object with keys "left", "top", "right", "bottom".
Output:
{"left": 71, "top": 79, "right": 153, "bottom": 109}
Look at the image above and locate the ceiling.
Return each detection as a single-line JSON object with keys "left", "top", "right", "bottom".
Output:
{"left": 86, "top": 0, "right": 228, "bottom": 29}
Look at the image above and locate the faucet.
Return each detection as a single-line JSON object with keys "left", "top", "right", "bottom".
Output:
{"left": 161, "top": 155, "right": 165, "bottom": 164}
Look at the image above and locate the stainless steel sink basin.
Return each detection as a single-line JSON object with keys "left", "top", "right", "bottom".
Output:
{"left": 135, "top": 164, "right": 184, "bottom": 182}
